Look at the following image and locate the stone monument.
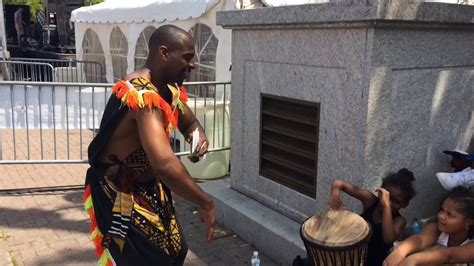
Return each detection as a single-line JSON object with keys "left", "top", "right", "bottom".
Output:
{"left": 202, "top": 1, "right": 474, "bottom": 264}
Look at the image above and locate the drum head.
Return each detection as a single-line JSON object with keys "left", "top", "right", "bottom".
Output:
{"left": 302, "top": 210, "right": 371, "bottom": 247}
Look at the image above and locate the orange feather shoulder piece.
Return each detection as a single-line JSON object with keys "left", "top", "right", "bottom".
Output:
{"left": 112, "top": 78, "right": 179, "bottom": 139}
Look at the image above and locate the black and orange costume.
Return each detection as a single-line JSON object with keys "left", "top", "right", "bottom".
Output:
{"left": 85, "top": 78, "right": 189, "bottom": 265}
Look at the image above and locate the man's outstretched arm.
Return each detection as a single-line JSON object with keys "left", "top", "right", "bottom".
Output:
{"left": 134, "top": 107, "right": 215, "bottom": 242}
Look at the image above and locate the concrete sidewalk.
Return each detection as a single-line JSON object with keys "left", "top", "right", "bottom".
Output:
{"left": 0, "top": 164, "right": 278, "bottom": 265}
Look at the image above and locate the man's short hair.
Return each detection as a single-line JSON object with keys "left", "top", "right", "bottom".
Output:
{"left": 148, "top": 25, "right": 192, "bottom": 54}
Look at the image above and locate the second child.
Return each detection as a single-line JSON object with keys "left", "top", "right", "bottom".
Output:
{"left": 328, "top": 168, "right": 416, "bottom": 266}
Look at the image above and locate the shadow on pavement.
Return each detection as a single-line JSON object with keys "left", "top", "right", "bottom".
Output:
{"left": 0, "top": 189, "right": 277, "bottom": 265}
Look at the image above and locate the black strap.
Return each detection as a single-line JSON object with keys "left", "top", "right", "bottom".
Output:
{"left": 87, "top": 95, "right": 128, "bottom": 180}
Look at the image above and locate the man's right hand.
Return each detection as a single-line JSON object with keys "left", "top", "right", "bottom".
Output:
{"left": 200, "top": 201, "right": 216, "bottom": 243}
{"left": 135, "top": 105, "right": 218, "bottom": 243}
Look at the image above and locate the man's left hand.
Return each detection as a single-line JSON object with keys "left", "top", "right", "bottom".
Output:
{"left": 195, "top": 126, "right": 209, "bottom": 157}
{"left": 188, "top": 126, "right": 209, "bottom": 162}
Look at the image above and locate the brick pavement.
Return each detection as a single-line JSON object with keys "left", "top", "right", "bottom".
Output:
{"left": 0, "top": 129, "right": 93, "bottom": 161}
{"left": 0, "top": 185, "right": 278, "bottom": 265}
{"left": 0, "top": 129, "right": 279, "bottom": 265}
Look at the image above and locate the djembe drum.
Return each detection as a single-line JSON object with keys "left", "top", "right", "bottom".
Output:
{"left": 300, "top": 210, "right": 372, "bottom": 266}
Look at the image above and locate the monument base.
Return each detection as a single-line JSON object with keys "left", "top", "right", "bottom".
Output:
{"left": 201, "top": 179, "right": 305, "bottom": 265}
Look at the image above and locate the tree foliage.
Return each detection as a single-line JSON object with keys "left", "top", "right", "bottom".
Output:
{"left": 5, "top": 0, "right": 105, "bottom": 21}
{"left": 5, "top": 0, "right": 43, "bottom": 20}
{"left": 84, "top": 0, "right": 104, "bottom": 6}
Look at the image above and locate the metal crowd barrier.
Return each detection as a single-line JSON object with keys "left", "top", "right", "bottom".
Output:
{"left": 0, "top": 61, "right": 55, "bottom": 82}
{"left": 11, "top": 58, "right": 105, "bottom": 83}
{"left": 0, "top": 80, "right": 231, "bottom": 164}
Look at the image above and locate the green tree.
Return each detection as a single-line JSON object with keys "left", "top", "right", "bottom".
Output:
{"left": 5, "top": 0, "right": 43, "bottom": 21}
{"left": 84, "top": 0, "right": 104, "bottom": 6}
{"left": 5, "top": 0, "right": 105, "bottom": 21}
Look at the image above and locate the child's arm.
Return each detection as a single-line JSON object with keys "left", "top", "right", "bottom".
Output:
{"left": 383, "top": 223, "right": 440, "bottom": 266}
{"left": 328, "top": 179, "right": 377, "bottom": 211}
{"left": 398, "top": 243, "right": 474, "bottom": 266}
{"left": 377, "top": 188, "right": 407, "bottom": 243}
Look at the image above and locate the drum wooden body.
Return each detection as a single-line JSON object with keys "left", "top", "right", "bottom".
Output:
{"left": 300, "top": 210, "right": 372, "bottom": 266}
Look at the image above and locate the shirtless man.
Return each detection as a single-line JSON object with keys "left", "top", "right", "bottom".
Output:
{"left": 85, "top": 25, "right": 215, "bottom": 265}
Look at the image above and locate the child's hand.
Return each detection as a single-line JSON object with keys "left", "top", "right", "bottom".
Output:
{"left": 383, "top": 251, "right": 405, "bottom": 266}
{"left": 398, "top": 258, "right": 416, "bottom": 266}
{"left": 376, "top": 188, "right": 391, "bottom": 209}
{"left": 398, "top": 255, "right": 419, "bottom": 266}
{"left": 327, "top": 196, "right": 345, "bottom": 210}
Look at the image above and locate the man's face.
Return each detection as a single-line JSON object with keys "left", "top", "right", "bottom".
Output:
{"left": 163, "top": 36, "right": 196, "bottom": 86}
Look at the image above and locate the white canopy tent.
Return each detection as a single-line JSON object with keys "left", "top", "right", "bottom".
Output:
{"left": 71, "top": 0, "right": 235, "bottom": 84}
{"left": 71, "top": 0, "right": 238, "bottom": 179}
{"left": 68, "top": 0, "right": 359, "bottom": 179}
{"left": 71, "top": 0, "right": 221, "bottom": 24}
{"left": 71, "top": 0, "right": 342, "bottom": 84}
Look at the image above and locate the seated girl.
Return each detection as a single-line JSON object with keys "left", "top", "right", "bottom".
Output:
{"left": 328, "top": 168, "right": 416, "bottom": 266}
{"left": 383, "top": 186, "right": 474, "bottom": 266}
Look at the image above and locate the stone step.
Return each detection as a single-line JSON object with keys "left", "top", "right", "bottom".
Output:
{"left": 201, "top": 179, "right": 305, "bottom": 265}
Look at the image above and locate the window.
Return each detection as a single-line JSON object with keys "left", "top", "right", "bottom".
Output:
{"left": 110, "top": 27, "right": 128, "bottom": 82}
{"left": 260, "top": 94, "right": 320, "bottom": 198}
{"left": 134, "top": 26, "right": 155, "bottom": 70}
{"left": 189, "top": 23, "right": 218, "bottom": 82}
{"left": 187, "top": 23, "right": 218, "bottom": 97}
{"left": 82, "top": 29, "right": 106, "bottom": 82}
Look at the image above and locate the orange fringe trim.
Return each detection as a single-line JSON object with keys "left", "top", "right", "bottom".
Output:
{"left": 112, "top": 81, "right": 181, "bottom": 140}
{"left": 179, "top": 87, "right": 188, "bottom": 103}
{"left": 84, "top": 185, "right": 116, "bottom": 266}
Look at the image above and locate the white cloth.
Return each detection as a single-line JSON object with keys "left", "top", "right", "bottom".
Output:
{"left": 436, "top": 232, "right": 473, "bottom": 266}
{"left": 437, "top": 232, "right": 473, "bottom": 247}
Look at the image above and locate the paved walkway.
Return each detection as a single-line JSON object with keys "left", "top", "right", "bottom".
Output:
{"left": 0, "top": 129, "right": 278, "bottom": 265}
{"left": 0, "top": 164, "right": 278, "bottom": 265}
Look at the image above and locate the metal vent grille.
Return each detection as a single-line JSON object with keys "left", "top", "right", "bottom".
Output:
{"left": 260, "top": 94, "right": 320, "bottom": 198}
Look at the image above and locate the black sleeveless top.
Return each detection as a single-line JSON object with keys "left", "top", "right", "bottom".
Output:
{"left": 361, "top": 201, "right": 401, "bottom": 266}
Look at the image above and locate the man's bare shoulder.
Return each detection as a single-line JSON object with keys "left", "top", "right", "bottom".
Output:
{"left": 124, "top": 69, "right": 151, "bottom": 81}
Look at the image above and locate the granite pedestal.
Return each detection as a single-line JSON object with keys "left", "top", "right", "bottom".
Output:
{"left": 211, "top": 1, "right": 474, "bottom": 264}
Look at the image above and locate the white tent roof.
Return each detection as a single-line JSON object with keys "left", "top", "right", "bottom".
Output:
{"left": 71, "top": 0, "right": 220, "bottom": 24}
{"left": 262, "top": 0, "right": 328, "bottom": 6}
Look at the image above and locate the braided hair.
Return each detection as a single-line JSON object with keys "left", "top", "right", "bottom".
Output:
{"left": 382, "top": 168, "right": 416, "bottom": 203}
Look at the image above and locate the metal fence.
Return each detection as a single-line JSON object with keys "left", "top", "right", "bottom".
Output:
{"left": 11, "top": 58, "right": 106, "bottom": 83}
{"left": 0, "top": 61, "right": 55, "bottom": 82}
{"left": 0, "top": 80, "right": 231, "bottom": 164}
